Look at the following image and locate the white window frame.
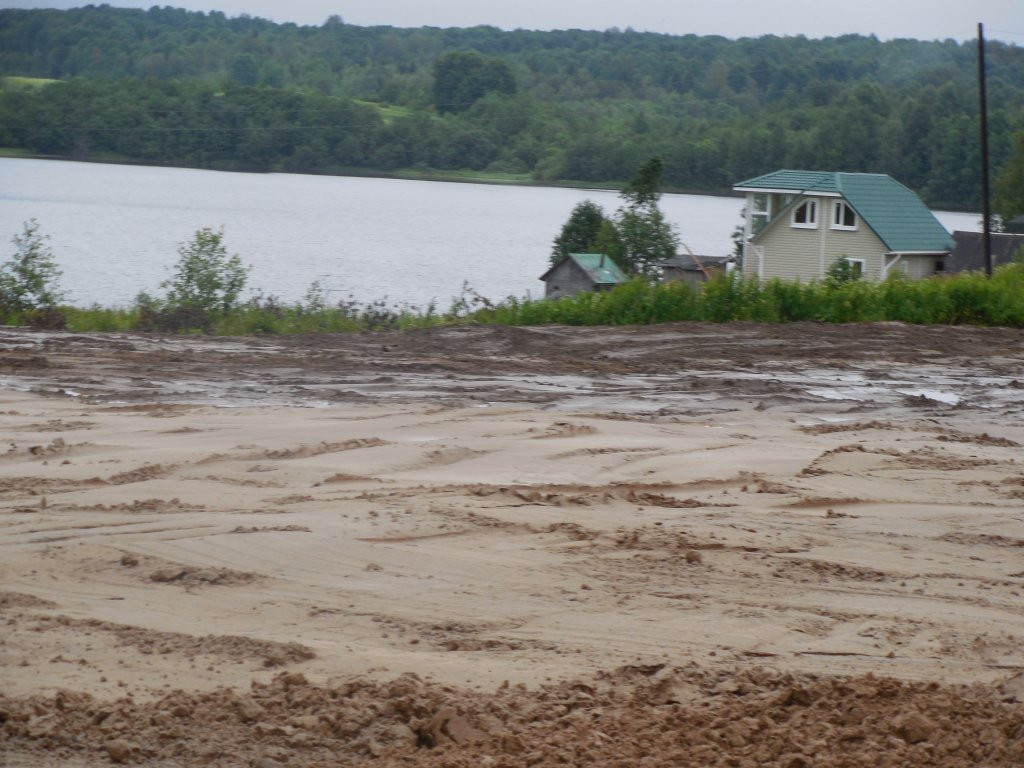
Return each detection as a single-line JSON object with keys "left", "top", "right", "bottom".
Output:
{"left": 751, "top": 193, "right": 770, "bottom": 235}
{"left": 831, "top": 201, "right": 858, "bottom": 231}
{"left": 846, "top": 258, "right": 865, "bottom": 278}
{"left": 791, "top": 199, "right": 818, "bottom": 229}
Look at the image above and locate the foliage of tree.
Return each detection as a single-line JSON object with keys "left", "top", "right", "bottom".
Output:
{"left": 549, "top": 159, "right": 679, "bottom": 277}
{"left": 611, "top": 158, "right": 680, "bottom": 277}
{"left": 432, "top": 50, "right": 516, "bottom": 114}
{"left": 825, "top": 257, "right": 863, "bottom": 287}
{"left": 161, "top": 227, "right": 248, "bottom": 314}
{"left": 995, "top": 130, "right": 1024, "bottom": 225}
{"left": 550, "top": 200, "right": 609, "bottom": 266}
{"left": 1, "top": 7, "right": 1023, "bottom": 209}
{"left": 0, "top": 219, "right": 64, "bottom": 313}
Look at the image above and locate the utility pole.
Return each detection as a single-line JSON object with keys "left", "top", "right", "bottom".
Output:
{"left": 979, "top": 22, "right": 993, "bottom": 277}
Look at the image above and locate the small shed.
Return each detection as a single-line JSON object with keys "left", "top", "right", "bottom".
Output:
{"left": 540, "top": 253, "right": 628, "bottom": 299}
{"left": 660, "top": 254, "right": 734, "bottom": 285}
{"left": 946, "top": 231, "right": 1024, "bottom": 273}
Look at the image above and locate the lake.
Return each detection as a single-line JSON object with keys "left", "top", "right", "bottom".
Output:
{"left": 0, "top": 158, "right": 981, "bottom": 309}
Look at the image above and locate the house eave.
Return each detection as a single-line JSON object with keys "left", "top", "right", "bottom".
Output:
{"left": 734, "top": 186, "right": 842, "bottom": 197}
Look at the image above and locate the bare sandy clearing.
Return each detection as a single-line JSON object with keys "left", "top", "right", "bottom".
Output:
{"left": 1, "top": 323, "right": 1023, "bottom": 766}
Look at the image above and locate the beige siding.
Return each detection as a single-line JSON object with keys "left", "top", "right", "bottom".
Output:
{"left": 822, "top": 215, "right": 888, "bottom": 281}
{"left": 899, "top": 254, "right": 945, "bottom": 280}
{"left": 747, "top": 195, "right": 889, "bottom": 282}
{"left": 747, "top": 195, "right": 829, "bottom": 281}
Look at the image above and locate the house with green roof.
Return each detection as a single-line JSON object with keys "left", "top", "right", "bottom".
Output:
{"left": 733, "top": 171, "right": 954, "bottom": 282}
{"left": 540, "top": 253, "right": 628, "bottom": 299}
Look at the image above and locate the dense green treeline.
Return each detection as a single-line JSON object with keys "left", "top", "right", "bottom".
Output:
{"left": 2, "top": 6, "right": 1023, "bottom": 207}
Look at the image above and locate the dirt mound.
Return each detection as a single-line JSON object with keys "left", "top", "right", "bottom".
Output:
{"left": 229, "top": 525, "right": 312, "bottom": 534}
{"left": 147, "top": 565, "right": 260, "bottom": 588}
{"left": 0, "top": 590, "right": 57, "bottom": 610}
{"left": 3, "top": 667, "right": 1022, "bottom": 767}
{"left": 28, "top": 615, "right": 315, "bottom": 668}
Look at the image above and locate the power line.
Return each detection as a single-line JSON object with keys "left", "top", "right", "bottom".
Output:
{"left": 985, "top": 28, "right": 1024, "bottom": 39}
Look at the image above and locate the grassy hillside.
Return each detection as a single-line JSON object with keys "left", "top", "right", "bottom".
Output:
{"left": 1, "top": 7, "right": 1022, "bottom": 208}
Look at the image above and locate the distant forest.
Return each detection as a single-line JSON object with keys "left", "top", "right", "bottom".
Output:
{"left": 1, "top": 5, "right": 1023, "bottom": 209}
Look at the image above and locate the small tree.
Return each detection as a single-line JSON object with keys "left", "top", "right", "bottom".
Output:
{"left": 826, "top": 257, "right": 862, "bottom": 287}
{"left": 162, "top": 227, "right": 248, "bottom": 314}
{"left": 550, "top": 200, "right": 610, "bottom": 266}
{"left": 613, "top": 158, "right": 680, "bottom": 277}
{"left": 0, "top": 219, "right": 65, "bottom": 314}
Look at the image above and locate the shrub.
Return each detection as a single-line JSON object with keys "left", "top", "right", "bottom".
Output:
{"left": 0, "top": 219, "right": 65, "bottom": 323}
{"left": 162, "top": 228, "right": 248, "bottom": 316}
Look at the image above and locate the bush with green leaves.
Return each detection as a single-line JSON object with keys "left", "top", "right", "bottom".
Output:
{"left": 825, "top": 257, "right": 863, "bottom": 287}
{"left": 0, "top": 219, "right": 65, "bottom": 320}
{"left": 162, "top": 227, "right": 248, "bottom": 315}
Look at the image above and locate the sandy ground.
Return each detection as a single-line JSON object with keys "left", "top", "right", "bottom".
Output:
{"left": 1, "top": 322, "right": 1023, "bottom": 767}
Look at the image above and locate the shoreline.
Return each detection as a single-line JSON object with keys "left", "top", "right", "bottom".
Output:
{"left": 0, "top": 151, "right": 755, "bottom": 202}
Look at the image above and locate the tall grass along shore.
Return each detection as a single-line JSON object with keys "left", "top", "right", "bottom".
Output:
{"left": 12, "top": 264, "right": 1024, "bottom": 335}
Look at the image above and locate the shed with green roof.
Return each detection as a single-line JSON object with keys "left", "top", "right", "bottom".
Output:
{"left": 734, "top": 171, "right": 954, "bottom": 282}
{"left": 540, "top": 253, "right": 628, "bottom": 299}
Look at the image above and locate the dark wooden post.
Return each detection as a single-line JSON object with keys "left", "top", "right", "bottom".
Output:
{"left": 979, "top": 22, "right": 993, "bottom": 277}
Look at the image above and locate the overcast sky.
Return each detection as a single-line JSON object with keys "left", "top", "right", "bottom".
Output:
{"left": 6, "top": 0, "right": 1023, "bottom": 43}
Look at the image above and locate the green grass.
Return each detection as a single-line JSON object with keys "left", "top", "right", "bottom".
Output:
{"left": 353, "top": 99, "right": 413, "bottom": 124}
{"left": 1, "top": 75, "right": 58, "bottom": 91}
{"left": 384, "top": 167, "right": 536, "bottom": 185}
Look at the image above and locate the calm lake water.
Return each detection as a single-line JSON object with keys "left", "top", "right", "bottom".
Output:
{"left": 0, "top": 158, "right": 981, "bottom": 309}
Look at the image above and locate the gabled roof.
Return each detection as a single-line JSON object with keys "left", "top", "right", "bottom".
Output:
{"left": 540, "top": 253, "right": 628, "bottom": 284}
{"left": 735, "top": 170, "right": 954, "bottom": 253}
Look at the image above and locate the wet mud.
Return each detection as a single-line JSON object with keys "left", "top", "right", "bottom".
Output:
{"left": 1, "top": 321, "right": 1023, "bottom": 415}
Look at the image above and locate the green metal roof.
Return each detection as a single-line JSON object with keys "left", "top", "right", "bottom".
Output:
{"left": 568, "top": 253, "right": 628, "bottom": 284}
{"left": 735, "top": 170, "right": 841, "bottom": 193}
{"left": 735, "top": 170, "right": 954, "bottom": 253}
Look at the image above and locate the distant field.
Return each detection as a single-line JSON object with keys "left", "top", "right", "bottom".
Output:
{"left": 1, "top": 75, "right": 57, "bottom": 91}
{"left": 353, "top": 99, "right": 412, "bottom": 123}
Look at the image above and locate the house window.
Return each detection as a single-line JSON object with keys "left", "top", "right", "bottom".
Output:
{"left": 751, "top": 193, "right": 770, "bottom": 234}
{"left": 934, "top": 259, "right": 946, "bottom": 273}
{"left": 846, "top": 258, "right": 865, "bottom": 278}
{"left": 832, "top": 201, "right": 857, "bottom": 230}
{"left": 791, "top": 200, "right": 817, "bottom": 228}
